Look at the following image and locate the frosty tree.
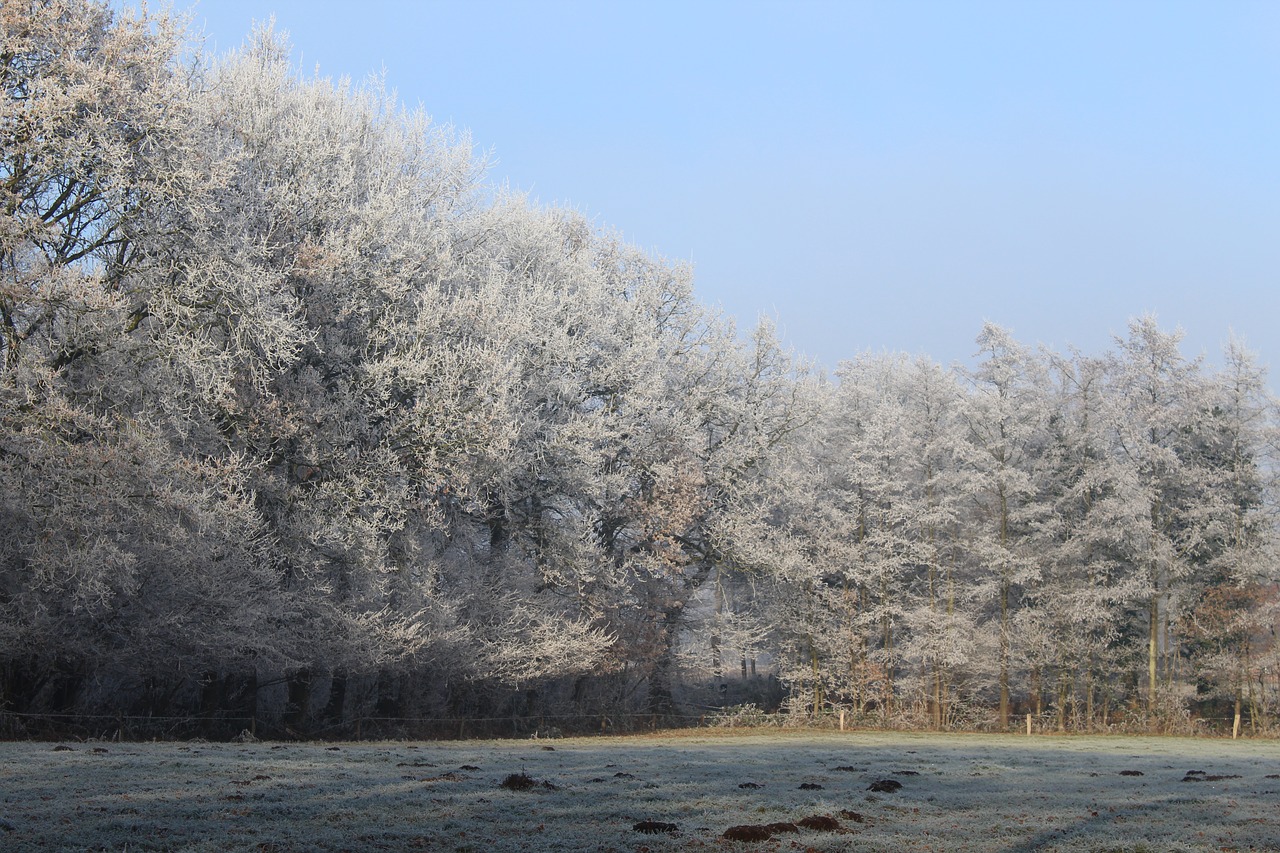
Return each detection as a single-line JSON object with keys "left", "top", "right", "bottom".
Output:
{"left": 2, "top": 1, "right": 1276, "bottom": 737}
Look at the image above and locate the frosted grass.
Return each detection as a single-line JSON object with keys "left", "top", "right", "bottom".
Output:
{"left": 3, "top": 730, "right": 1280, "bottom": 851}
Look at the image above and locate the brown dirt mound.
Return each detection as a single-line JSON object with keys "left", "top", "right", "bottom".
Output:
{"left": 723, "top": 825, "right": 771, "bottom": 842}
{"left": 722, "top": 822, "right": 799, "bottom": 842}
{"left": 797, "top": 814, "right": 842, "bottom": 831}
{"left": 868, "top": 779, "right": 902, "bottom": 793}
{"left": 839, "top": 810, "right": 865, "bottom": 823}
{"left": 500, "top": 772, "right": 537, "bottom": 791}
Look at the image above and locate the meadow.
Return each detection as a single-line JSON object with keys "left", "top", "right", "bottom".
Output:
{"left": 3, "top": 730, "right": 1280, "bottom": 851}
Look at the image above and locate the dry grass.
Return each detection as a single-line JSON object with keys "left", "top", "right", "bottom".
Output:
{"left": 3, "top": 729, "right": 1280, "bottom": 851}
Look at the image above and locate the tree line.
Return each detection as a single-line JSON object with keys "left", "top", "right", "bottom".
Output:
{"left": 2, "top": 1, "right": 1276, "bottom": 738}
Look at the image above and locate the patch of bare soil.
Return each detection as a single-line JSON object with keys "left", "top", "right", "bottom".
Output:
{"left": 722, "top": 822, "right": 797, "bottom": 842}
{"left": 406, "top": 772, "right": 465, "bottom": 782}
{"left": 230, "top": 775, "right": 272, "bottom": 785}
{"left": 1182, "top": 772, "right": 1240, "bottom": 782}
{"left": 722, "top": 824, "right": 773, "bottom": 842}
{"left": 499, "top": 772, "right": 557, "bottom": 791}
{"left": 722, "top": 816, "right": 843, "bottom": 842}
{"left": 632, "top": 821, "right": 678, "bottom": 834}
{"left": 868, "top": 779, "right": 903, "bottom": 793}
{"left": 500, "top": 772, "right": 537, "bottom": 790}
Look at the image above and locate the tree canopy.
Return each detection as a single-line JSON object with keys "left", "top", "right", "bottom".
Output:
{"left": 2, "top": 1, "right": 1277, "bottom": 738}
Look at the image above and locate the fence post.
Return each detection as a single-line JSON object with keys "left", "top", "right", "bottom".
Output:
{"left": 840, "top": 710, "right": 846, "bottom": 732}
{"left": 1026, "top": 714, "right": 1032, "bottom": 736}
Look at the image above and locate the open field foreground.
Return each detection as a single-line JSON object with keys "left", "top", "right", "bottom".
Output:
{"left": 3, "top": 731, "right": 1280, "bottom": 852}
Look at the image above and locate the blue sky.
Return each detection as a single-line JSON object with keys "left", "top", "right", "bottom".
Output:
{"left": 188, "top": 0, "right": 1280, "bottom": 376}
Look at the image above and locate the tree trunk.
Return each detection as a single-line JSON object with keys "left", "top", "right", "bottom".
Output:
{"left": 1148, "top": 498, "right": 1162, "bottom": 717}
{"left": 933, "top": 666, "right": 943, "bottom": 730}
{"left": 646, "top": 608, "right": 681, "bottom": 717}
{"left": 322, "top": 671, "right": 347, "bottom": 731}
{"left": 810, "top": 640, "right": 823, "bottom": 716}
{"left": 1148, "top": 593, "right": 1159, "bottom": 718}
{"left": 998, "top": 485, "right": 1011, "bottom": 731}
{"left": 375, "top": 670, "right": 405, "bottom": 720}
{"left": 999, "top": 580, "right": 1010, "bottom": 729}
{"left": 881, "top": 620, "right": 894, "bottom": 722}
{"left": 287, "top": 669, "right": 313, "bottom": 733}
{"left": 711, "top": 572, "right": 725, "bottom": 705}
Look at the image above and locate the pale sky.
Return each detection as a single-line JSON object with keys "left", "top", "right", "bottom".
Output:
{"left": 188, "top": 0, "right": 1280, "bottom": 377}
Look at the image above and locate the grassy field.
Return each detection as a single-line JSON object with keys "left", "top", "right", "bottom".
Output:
{"left": 3, "top": 729, "right": 1280, "bottom": 851}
